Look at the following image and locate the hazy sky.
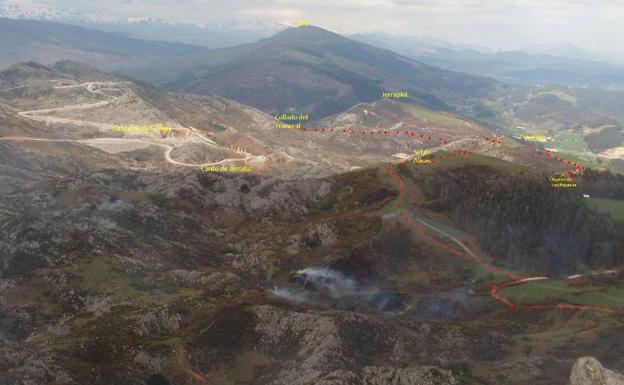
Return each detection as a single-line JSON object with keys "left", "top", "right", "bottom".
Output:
{"left": 3, "top": 0, "right": 624, "bottom": 55}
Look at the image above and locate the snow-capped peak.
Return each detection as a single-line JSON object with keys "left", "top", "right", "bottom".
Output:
{"left": 0, "top": 3, "right": 123, "bottom": 24}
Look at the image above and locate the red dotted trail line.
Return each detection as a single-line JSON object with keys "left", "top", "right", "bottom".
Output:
{"left": 302, "top": 126, "right": 587, "bottom": 172}
{"left": 302, "top": 126, "right": 503, "bottom": 146}
{"left": 301, "top": 127, "right": 618, "bottom": 315}
{"left": 390, "top": 160, "right": 620, "bottom": 315}
{"left": 545, "top": 149, "right": 585, "bottom": 176}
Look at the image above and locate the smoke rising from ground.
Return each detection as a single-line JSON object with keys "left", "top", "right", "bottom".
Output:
{"left": 270, "top": 266, "right": 409, "bottom": 313}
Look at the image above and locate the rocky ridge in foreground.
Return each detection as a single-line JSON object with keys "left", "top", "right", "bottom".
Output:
{"left": 571, "top": 357, "right": 624, "bottom": 385}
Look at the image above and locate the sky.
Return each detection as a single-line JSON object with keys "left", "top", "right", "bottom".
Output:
{"left": 3, "top": 0, "right": 624, "bottom": 56}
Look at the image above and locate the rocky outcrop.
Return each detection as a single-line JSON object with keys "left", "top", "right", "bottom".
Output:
{"left": 287, "top": 223, "right": 338, "bottom": 249}
{"left": 361, "top": 366, "right": 457, "bottom": 385}
{"left": 135, "top": 309, "right": 181, "bottom": 337}
{"left": 251, "top": 305, "right": 464, "bottom": 385}
{"left": 144, "top": 171, "right": 332, "bottom": 220}
{"left": 170, "top": 270, "right": 244, "bottom": 299}
{"left": 315, "top": 367, "right": 457, "bottom": 385}
{"left": 201, "top": 271, "right": 243, "bottom": 297}
{"left": 570, "top": 357, "right": 624, "bottom": 385}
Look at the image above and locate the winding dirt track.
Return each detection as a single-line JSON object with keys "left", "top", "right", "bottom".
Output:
{"left": 411, "top": 216, "right": 479, "bottom": 260}
{"left": 0, "top": 85, "right": 30, "bottom": 93}
{"left": 2, "top": 81, "right": 258, "bottom": 167}
{"left": 0, "top": 136, "right": 257, "bottom": 167}
{"left": 3, "top": 80, "right": 620, "bottom": 313}
{"left": 302, "top": 127, "right": 622, "bottom": 315}
{"left": 392, "top": 154, "right": 622, "bottom": 315}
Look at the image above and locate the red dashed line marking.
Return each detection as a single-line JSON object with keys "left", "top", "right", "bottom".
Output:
{"left": 302, "top": 126, "right": 502, "bottom": 148}
{"left": 545, "top": 149, "right": 585, "bottom": 174}
{"left": 300, "top": 127, "right": 614, "bottom": 314}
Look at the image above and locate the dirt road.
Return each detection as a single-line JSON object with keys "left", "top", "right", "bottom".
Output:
{"left": 4, "top": 81, "right": 258, "bottom": 167}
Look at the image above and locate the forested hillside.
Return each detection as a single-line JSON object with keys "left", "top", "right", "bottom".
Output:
{"left": 421, "top": 164, "right": 624, "bottom": 274}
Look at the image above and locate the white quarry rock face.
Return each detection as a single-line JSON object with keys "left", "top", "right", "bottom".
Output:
{"left": 570, "top": 357, "right": 624, "bottom": 385}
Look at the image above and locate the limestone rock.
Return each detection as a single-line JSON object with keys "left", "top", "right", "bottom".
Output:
{"left": 298, "top": 367, "right": 457, "bottom": 385}
{"left": 360, "top": 366, "right": 457, "bottom": 385}
{"left": 136, "top": 309, "right": 181, "bottom": 337}
{"left": 570, "top": 357, "right": 624, "bottom": 385}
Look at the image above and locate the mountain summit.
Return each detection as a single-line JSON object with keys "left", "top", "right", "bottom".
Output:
{"left": 272, "top": 25, "right": 349, "bottom": 44}
{"left": 128, "top": 25, "right": 503, "bottom": 119}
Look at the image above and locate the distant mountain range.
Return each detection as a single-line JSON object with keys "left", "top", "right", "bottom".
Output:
{"left": 352, "top": 32, "right": 624, "bottom": 90}
{"left": 0, "top": 16, "right": 207, "bottom": 71}
{"left": 119, "top": 25, "right": 624, "bottom": 163}
{"left": 5, "top": 3, "right": 624, "bottom": 91}
{"left": 124, "top": 25, "right": 507, "bottom": 119}
{"left": 2, "top": 15, "right": 624, "bottom": 161}
{"left": 0, "top": 3, "right": 286, "bottom": 48}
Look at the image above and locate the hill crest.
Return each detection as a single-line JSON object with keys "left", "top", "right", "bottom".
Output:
{"left": 128, "top": 25, "right": 503, "bottom": 120}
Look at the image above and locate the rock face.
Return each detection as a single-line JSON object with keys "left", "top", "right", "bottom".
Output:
{"left": 570, "top": 357, "right": 624, "bottom": 385}
{"left": 360, "top": 366, "right": 457, "bottom": 385}
{"left": 315, "top": 367, "right": 457, "bottom": 385}
{"left": 251, "top": 305, "right": 462, "bottom": 385}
